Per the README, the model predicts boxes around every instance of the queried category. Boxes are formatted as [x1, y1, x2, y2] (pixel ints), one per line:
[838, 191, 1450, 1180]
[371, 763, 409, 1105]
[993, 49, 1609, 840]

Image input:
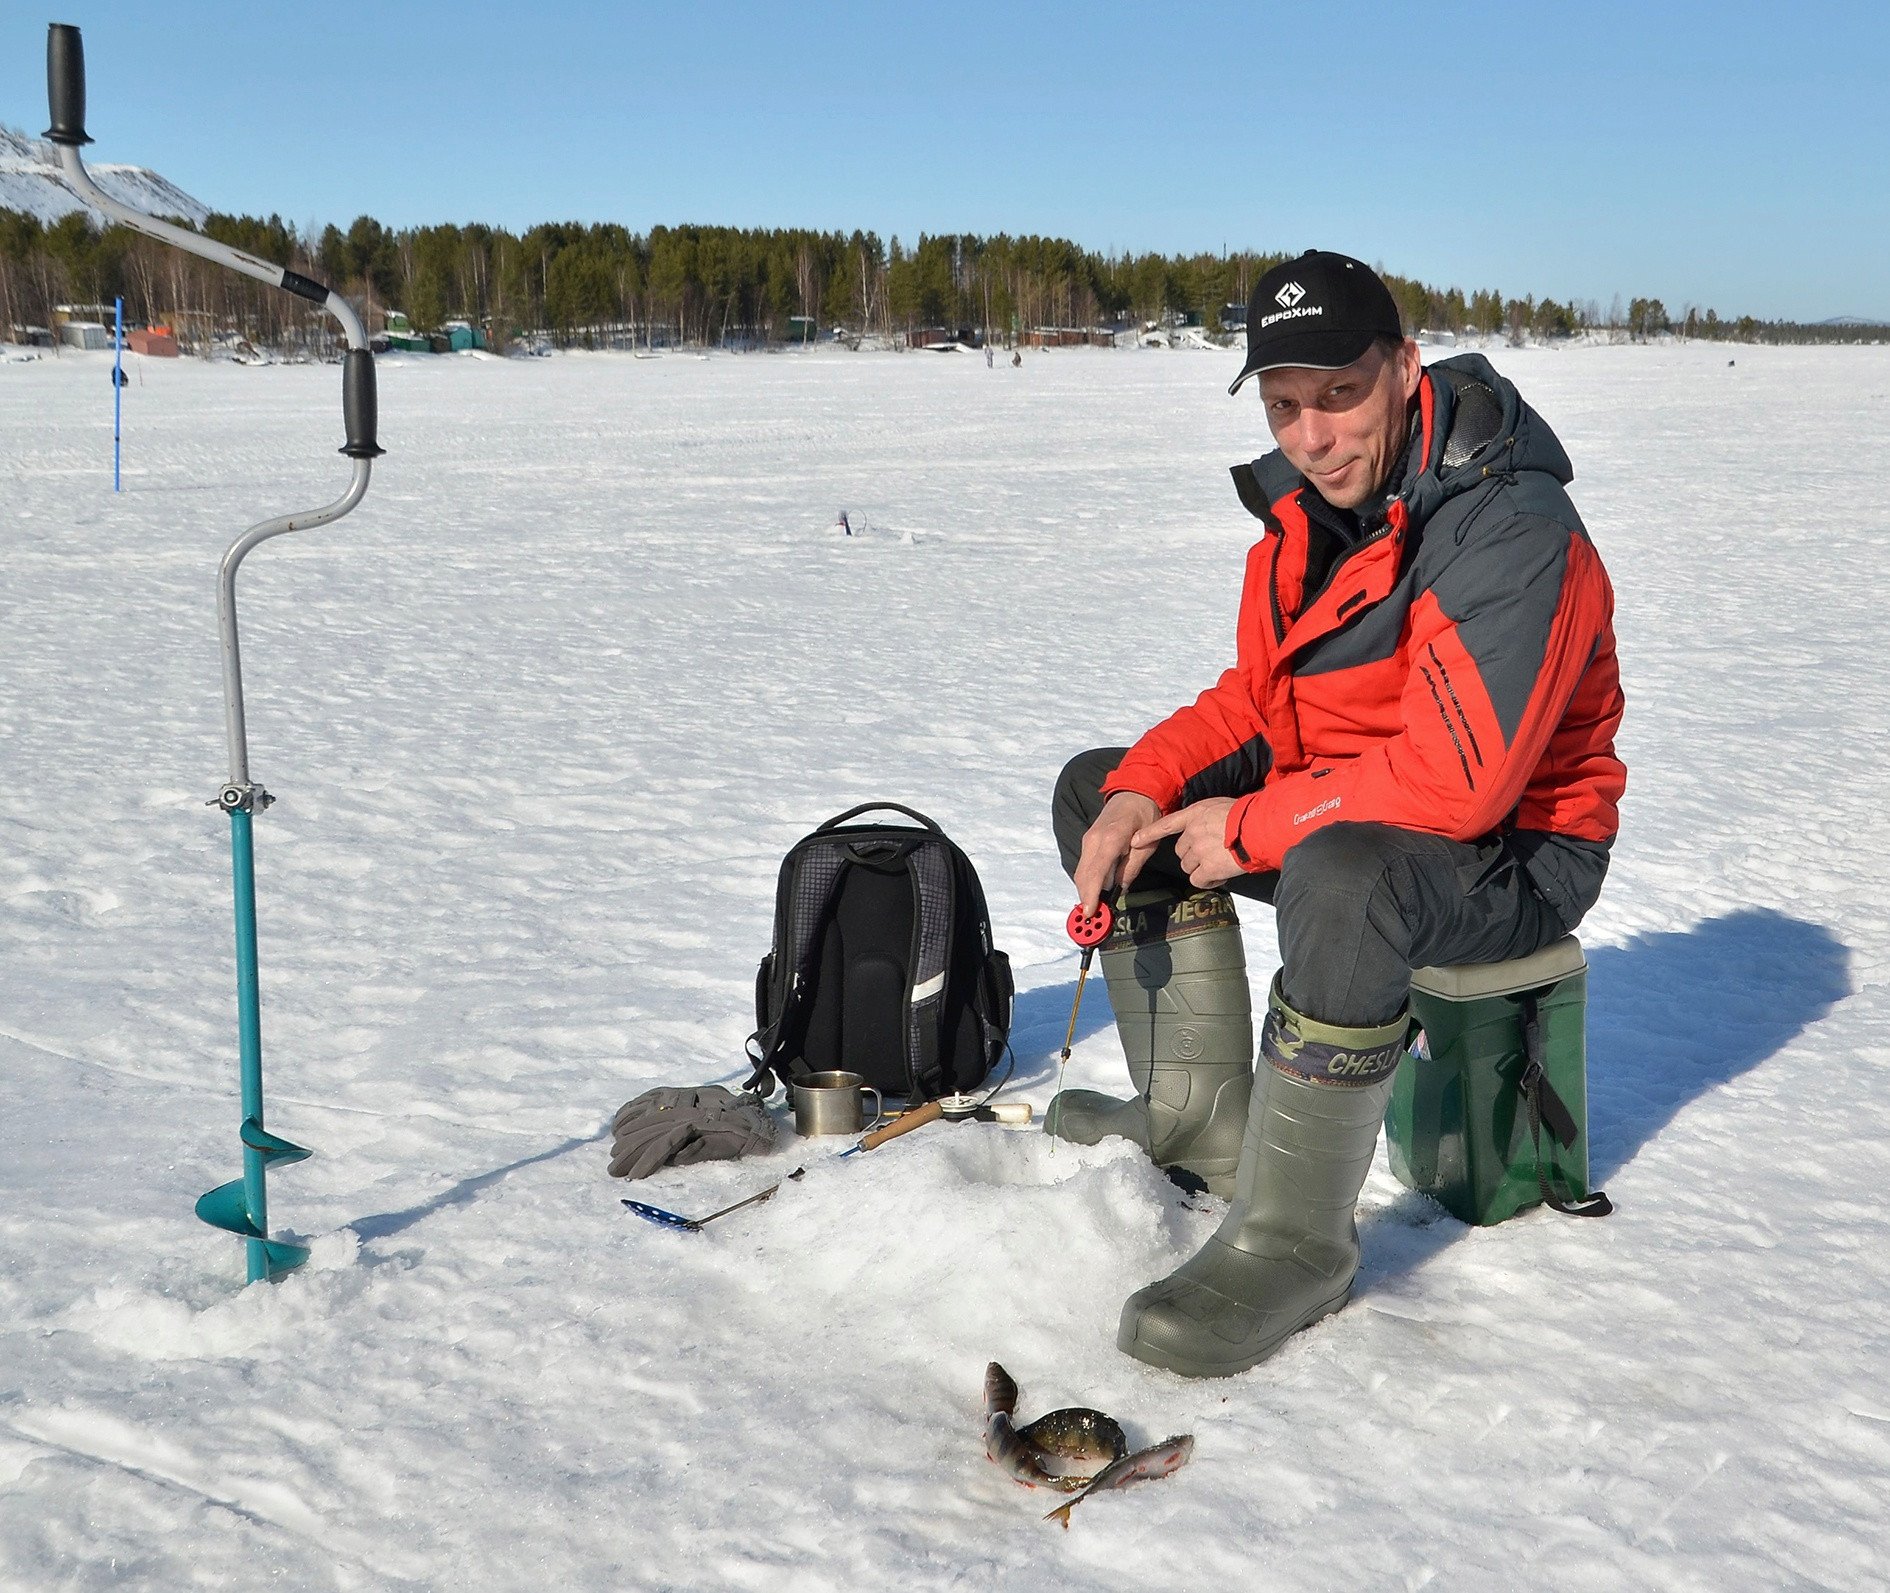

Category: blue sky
[7, 1, 1885, 321]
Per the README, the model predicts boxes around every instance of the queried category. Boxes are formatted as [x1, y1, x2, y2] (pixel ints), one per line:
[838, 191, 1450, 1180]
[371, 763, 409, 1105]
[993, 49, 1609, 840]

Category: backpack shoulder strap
[743, 840, 852, 1096]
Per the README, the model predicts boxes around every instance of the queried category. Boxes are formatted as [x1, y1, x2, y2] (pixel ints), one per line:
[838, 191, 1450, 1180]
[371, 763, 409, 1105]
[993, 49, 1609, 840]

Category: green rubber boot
[1117, 975, 1408, 1377]
[1045, 889, 1253, 1197]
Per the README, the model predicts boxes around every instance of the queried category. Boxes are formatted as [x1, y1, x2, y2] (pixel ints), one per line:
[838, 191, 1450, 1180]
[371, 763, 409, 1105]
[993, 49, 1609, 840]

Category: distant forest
[2, 206, 1883, 353]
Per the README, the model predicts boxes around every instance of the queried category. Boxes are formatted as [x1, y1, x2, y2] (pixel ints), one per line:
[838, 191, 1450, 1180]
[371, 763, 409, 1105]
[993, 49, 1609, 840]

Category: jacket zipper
[1284, 511, 1400, 646]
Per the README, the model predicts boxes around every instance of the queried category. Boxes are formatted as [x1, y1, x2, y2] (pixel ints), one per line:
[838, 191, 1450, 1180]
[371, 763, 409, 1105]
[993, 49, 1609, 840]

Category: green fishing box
[1385, 935, 1593, 1226]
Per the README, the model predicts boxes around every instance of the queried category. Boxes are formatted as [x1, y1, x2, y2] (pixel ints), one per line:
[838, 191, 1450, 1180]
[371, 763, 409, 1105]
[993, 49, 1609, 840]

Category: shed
[1024, 327, 1113, 349]
[60, 320, 112, 351]
[128, 327, 180, 357]
[53, 302, 117, 329]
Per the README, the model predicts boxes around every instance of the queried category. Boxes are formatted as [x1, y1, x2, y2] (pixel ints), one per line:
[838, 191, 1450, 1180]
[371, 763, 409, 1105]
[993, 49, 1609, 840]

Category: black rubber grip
[281, 270, 331, 305]
[339, 348, 385, 459]
[45, 24, 92, 147]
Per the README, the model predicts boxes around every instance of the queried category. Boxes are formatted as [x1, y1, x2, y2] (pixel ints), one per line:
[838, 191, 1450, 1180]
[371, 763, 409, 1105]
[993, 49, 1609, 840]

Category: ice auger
[44, 24, 384, 1282]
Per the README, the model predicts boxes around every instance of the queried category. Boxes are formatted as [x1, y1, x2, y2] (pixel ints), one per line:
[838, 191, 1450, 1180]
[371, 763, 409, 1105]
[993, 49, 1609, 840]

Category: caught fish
[1044, 1433, 1196, 1529]
[1017, 1407, 1127, 1488]
[982, 1364, 1133, 1493]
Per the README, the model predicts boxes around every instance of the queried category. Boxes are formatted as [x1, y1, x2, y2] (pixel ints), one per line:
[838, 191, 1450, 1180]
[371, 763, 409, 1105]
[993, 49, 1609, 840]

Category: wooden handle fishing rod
[859, 1099, 944, 1151]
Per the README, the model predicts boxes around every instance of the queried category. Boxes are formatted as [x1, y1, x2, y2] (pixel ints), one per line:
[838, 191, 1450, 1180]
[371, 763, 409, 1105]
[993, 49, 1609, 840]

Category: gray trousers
[1053, 748, 1573, 1027]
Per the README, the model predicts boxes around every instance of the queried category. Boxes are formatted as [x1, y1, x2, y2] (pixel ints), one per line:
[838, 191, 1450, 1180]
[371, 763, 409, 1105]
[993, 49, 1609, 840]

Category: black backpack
[744, 803, 1013, 1103]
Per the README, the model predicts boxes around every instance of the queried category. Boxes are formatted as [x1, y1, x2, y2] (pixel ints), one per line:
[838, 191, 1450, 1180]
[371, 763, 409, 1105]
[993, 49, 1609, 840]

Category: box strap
[1519, 994, 1613, 1219]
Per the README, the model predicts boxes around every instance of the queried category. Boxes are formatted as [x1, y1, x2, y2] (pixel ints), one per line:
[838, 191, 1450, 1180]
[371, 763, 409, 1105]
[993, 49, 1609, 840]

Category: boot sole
[1117, 1286, 1353, 1379]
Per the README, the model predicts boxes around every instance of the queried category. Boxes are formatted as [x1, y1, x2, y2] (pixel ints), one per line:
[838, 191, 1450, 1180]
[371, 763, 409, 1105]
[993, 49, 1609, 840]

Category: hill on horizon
[0, 124, 209, 229]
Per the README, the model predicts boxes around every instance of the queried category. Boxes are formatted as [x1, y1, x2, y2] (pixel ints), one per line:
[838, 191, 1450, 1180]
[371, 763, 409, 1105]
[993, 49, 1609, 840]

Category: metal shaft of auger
[230, 806, 270, 1283]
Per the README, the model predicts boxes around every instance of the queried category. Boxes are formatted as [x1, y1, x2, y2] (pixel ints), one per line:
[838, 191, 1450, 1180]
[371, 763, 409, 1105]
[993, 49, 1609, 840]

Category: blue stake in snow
[45, 22, 384, 1283]
[112, 294, 122, 490]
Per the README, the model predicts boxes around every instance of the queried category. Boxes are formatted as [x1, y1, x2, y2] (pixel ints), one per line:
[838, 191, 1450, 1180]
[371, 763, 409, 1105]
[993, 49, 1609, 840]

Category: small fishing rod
[1046, 897, 1115, 1145]
[45, 23, 383, 1284]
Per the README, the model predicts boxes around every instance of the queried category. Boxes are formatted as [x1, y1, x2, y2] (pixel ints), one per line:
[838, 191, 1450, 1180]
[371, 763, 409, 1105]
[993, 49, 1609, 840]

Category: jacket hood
[1406, 352, 1573, 520]
[1233, 351, 1573, 524]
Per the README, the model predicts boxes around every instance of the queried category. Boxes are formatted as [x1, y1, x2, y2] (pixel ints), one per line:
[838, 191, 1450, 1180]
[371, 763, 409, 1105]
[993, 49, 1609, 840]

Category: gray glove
[608, 1084, 776, 1179]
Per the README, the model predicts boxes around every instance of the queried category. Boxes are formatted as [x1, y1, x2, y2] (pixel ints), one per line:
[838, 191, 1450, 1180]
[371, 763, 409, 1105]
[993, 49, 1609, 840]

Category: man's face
[1256, 339, 1422, 510]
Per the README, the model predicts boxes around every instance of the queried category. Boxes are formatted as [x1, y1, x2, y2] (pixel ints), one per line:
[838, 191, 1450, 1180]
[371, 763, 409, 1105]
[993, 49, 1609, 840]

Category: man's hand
[1074, 791, 1162, 911]
[1133, 798, 1242, 889]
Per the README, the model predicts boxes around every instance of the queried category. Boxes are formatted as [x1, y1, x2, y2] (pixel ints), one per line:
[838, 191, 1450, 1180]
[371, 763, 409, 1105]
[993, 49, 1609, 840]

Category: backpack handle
[815, 801, 942, 834]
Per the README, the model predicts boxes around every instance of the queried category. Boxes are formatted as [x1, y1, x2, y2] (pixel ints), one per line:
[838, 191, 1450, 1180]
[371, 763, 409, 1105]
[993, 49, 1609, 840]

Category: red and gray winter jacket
[1103, 354, 1626, 928]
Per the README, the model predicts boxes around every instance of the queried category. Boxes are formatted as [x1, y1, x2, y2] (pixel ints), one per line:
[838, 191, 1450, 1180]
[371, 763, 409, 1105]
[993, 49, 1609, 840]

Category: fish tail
[984, 1362, 1018, 1418]
[1044, 1500, 1076, 1529]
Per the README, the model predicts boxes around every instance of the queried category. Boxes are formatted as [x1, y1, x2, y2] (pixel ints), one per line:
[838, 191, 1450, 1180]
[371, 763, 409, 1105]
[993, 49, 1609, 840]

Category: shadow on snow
[1007, 971, 1117, 1088]
[1582, 905, 1850, 1181]
[348, 1132, 601, 1245]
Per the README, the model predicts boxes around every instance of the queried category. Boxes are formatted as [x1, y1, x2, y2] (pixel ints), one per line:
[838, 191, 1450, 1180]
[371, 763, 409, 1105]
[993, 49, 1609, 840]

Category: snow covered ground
[2, 340, 1887, 1590]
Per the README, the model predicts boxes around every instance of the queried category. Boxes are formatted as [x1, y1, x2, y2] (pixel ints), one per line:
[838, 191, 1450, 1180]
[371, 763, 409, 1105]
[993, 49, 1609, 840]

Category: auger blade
[260, 1239, 311, 1277]
[195, 1178, 262, 1239]
[198, 1119, 314, 1280]
[240, 1117, 311, 1166]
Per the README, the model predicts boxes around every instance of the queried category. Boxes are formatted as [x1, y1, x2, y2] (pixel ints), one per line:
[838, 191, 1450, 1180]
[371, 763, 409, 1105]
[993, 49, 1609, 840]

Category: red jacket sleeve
[1225, 519, 1614, 872]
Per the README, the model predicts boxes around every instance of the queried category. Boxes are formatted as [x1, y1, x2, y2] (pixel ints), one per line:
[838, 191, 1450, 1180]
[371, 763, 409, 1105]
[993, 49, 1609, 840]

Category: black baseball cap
[1228, 250, 1404, 395]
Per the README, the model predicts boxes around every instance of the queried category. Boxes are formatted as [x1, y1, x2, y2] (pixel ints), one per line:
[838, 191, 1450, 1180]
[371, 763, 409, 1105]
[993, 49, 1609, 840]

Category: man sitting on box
[1049, 250, 1626, 1378]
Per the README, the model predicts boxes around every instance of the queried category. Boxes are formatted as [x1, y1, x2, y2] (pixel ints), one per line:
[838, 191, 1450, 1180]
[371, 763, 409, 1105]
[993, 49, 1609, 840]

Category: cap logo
[1274, 281, 1306, 309]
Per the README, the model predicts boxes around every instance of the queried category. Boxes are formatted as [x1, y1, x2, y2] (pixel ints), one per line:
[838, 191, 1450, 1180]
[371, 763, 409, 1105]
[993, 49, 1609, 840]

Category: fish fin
[1045, 1500, 1075, 1529]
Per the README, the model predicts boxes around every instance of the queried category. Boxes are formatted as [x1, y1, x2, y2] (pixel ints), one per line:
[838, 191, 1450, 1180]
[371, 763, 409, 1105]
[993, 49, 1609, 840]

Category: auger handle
[44, 25, 371, 357]
[341, 348, 384, 459]
[44, 21, 384, 787]
[44, 23, 89, 146]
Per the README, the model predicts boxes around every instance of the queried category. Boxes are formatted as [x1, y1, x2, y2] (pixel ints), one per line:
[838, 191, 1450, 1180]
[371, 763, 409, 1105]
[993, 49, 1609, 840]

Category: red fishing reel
[1066, 900, 1114, 948]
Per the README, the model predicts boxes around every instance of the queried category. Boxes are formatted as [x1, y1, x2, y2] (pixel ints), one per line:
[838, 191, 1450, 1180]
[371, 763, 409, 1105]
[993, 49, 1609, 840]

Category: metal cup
[790, 1071, 884, 1138]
